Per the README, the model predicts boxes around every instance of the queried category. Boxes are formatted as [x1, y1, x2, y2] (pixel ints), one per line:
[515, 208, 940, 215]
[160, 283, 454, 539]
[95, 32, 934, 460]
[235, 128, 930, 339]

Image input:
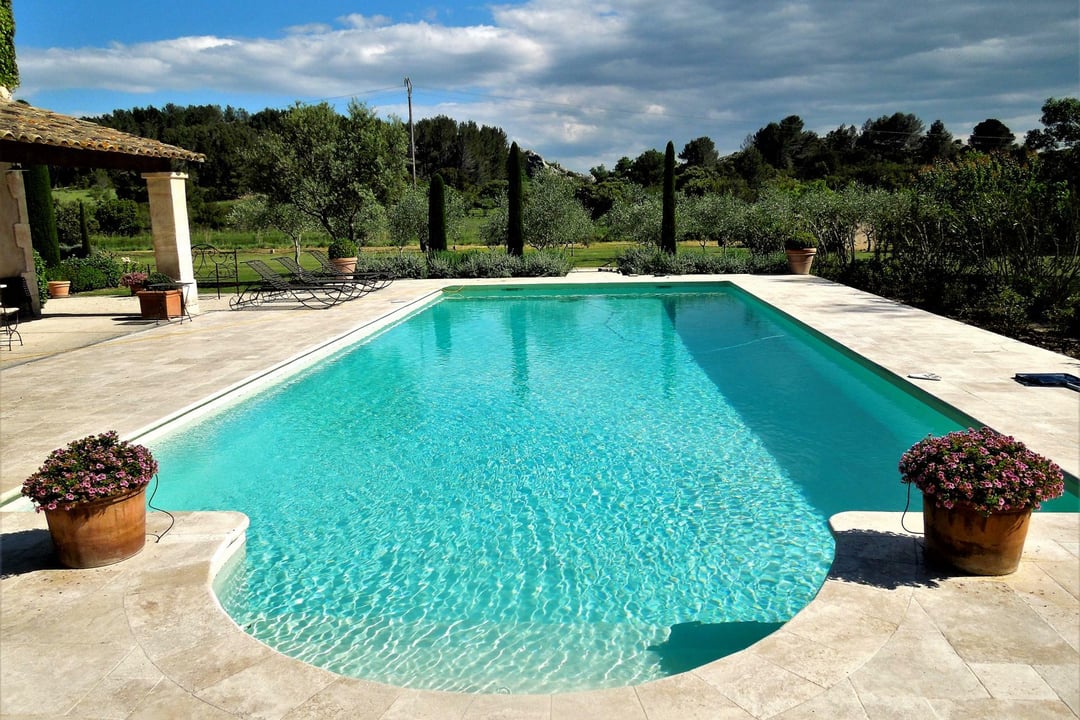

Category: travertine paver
[1, 274, 1078, 718]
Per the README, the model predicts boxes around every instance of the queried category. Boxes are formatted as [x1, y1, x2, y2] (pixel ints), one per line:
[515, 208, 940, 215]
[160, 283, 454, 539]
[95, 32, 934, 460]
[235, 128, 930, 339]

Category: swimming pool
[150, 282, 973, 692]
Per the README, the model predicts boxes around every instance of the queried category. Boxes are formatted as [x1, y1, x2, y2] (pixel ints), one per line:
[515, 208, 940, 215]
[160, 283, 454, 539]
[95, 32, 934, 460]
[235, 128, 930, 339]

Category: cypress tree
[507, 142, 524, 257]
[24, 165, 60, 267]
[428, 174, 447, 252]
[661, 140, 677, 255]
[78, 200, 92, 257]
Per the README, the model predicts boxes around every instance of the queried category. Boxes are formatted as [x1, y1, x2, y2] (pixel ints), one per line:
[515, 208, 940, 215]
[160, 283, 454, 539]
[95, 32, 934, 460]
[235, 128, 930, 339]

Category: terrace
[1, 273, 1077, 718]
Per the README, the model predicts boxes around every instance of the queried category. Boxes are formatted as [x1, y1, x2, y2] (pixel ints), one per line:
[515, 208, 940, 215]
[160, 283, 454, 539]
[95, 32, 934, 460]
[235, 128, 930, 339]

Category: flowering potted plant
[899, 427, 1064, 575]
[120, 271, 149, 295]
[21, 431, 158, 568]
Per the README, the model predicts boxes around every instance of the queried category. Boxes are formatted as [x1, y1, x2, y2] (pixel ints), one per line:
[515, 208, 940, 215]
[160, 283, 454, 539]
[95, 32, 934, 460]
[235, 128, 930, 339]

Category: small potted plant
[783, 231, 818, 275]
[46, 268, 72, 298]
[899, 427, 1065, 575]
[135, 272, 182, 319]
[120, 271, 149, 295]
[21, 431, 158, 568]
[327, 239, 359, 274]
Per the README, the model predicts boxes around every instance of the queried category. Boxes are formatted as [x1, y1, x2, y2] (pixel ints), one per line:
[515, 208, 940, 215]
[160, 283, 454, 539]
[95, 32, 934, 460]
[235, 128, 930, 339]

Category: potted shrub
[21, 431, 158, 568]
[899, 427, 1065, 575]
[46, 268, 72, 298]
[784, 232, 818, 275]
[327, 239, 359, 274]
[120, 271, 149, 295]
[135, 272, 182, 319]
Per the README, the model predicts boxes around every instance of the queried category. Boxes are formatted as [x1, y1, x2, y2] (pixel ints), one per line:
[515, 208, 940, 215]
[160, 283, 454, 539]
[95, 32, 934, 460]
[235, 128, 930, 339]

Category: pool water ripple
[153, 285, 963, 692]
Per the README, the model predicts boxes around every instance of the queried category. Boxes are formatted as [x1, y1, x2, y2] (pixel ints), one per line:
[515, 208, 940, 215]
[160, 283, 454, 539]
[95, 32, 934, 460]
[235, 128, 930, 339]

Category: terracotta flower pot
[43, 487, 147, 568]
[330, 257, 358, 274]
[136, 289, 182, 319]
[47, 280, 71, 298]
[921, 497, 1032, 575]
[785, 248, 817, 275]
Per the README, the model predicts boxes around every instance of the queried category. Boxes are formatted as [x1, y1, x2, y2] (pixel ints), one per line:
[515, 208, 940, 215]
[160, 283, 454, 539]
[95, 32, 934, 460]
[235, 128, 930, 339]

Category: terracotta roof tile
[0, 101, 205, 162]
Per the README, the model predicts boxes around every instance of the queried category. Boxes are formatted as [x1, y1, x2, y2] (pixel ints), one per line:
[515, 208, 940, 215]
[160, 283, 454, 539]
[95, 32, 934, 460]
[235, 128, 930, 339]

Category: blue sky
[12, 0, 1080, 172]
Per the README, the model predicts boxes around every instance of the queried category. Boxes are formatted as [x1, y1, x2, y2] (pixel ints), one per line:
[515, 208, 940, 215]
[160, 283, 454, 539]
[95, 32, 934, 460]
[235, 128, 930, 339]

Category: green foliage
[522, 169, 594, 250]
[517, 250, 573, 277]
[94, 198, 141, 236]
[79, 202, 91, 256]
[146, 271, 174, 285]
[615, 245, 749, 275]
[52, 253, 123, 292]
[661, 141, 677, 255]
[507, 142, 524, 256]
[350, 249, 569, 279]
[428, 175, 448, 252]
[25, 166, 61, 267]
[0, 0, 17, 91]
[327, 239, 358, 259]
[32, 249, 47, 308]
[243, 100, 407, 246]
[603, 190, 661, 246]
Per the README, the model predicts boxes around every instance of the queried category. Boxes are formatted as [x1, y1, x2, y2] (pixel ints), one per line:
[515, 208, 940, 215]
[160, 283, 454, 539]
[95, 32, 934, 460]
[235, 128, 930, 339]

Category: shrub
[51, 253, 122, 292]
[355, 252, 425, 279]
[456, 251, 515, 278]
[33, 249, 48, 308]
[746, 252, 790, 275]
[518, 250, 572, 277]
[95, 198, 141, 236]
[327, 239, 358, 259]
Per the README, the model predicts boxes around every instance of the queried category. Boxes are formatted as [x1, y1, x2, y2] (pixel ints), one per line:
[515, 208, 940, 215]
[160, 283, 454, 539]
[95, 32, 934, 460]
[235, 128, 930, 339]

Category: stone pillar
[142, 171, 200, 314]
[0, 165, 40, 316]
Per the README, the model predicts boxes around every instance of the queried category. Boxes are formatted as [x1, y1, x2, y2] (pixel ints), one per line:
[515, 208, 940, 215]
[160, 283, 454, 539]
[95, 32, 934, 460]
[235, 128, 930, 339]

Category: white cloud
[17, 0, 1079, 172]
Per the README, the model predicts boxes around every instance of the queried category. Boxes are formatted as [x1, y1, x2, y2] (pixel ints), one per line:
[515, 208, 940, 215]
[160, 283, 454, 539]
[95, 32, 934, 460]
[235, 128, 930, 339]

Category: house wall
[0, 163, 40, 315]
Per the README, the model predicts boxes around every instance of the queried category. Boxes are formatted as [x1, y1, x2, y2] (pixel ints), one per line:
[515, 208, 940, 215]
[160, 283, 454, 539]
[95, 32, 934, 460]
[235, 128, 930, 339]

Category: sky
[11, 0, 1080, 173]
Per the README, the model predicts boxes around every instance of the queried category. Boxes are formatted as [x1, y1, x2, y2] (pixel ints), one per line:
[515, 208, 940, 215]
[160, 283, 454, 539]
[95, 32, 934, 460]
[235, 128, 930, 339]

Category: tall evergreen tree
[507, 142, 524, 257]
[24, 165, 60, 267]
[78, 201, 91, 257]
[661, 141, 677, 255]
[428, 174, 447, 252]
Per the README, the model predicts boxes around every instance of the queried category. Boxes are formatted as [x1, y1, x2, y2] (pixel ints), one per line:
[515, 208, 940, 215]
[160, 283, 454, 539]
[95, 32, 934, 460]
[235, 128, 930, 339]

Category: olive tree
[522, 169, 593, 250]
[244, 100, 407, 247]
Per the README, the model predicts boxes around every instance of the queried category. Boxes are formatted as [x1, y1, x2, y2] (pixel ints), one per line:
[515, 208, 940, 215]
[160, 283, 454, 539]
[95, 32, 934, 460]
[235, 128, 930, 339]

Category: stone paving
[1, 273, 1077, 718]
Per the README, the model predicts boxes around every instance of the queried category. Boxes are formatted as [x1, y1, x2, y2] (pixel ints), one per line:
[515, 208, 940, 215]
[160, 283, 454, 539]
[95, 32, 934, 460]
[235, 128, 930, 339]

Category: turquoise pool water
[151, 283, 979, 692]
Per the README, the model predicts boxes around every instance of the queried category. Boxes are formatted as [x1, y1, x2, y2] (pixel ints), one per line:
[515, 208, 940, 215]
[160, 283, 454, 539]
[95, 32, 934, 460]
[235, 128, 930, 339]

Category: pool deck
[1, 273, 1078, 718]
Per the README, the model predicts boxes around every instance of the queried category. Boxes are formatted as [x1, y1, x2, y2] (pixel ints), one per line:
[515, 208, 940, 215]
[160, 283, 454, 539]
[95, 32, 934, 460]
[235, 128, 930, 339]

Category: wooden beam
[0, 140, 176, 172]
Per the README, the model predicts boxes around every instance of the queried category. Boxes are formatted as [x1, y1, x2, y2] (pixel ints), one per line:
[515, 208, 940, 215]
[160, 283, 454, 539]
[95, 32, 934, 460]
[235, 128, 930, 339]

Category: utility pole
[404, 76, 416, 187]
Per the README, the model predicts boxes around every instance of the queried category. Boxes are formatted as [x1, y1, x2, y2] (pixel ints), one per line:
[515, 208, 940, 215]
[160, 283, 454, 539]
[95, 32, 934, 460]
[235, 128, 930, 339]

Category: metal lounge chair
[270, 256, 372, 301]
[308, 250, 393, 291]
[230, 259, 352, 310]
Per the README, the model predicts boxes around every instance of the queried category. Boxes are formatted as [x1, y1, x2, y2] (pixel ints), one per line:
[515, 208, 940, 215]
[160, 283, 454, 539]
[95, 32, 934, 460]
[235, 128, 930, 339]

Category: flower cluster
[899, 427, 1064, 515]
[120, 271, 149, 288]
[21, 432, 158, 512]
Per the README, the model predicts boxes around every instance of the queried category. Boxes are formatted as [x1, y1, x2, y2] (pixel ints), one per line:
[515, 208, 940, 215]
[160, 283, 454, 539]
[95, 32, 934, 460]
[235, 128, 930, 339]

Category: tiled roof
[0, 100, 205, 162]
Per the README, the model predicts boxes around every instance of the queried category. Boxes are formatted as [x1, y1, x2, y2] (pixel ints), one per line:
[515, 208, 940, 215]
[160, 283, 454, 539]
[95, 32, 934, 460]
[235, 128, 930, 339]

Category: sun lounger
[307, 250, 393, 291]
[1013, 373, 1080, 391]
[230, 260, 353, 310]
[270, 256, 372, 301]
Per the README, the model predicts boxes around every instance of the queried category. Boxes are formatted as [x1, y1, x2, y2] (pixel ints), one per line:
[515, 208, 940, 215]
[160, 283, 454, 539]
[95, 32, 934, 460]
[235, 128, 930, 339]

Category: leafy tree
[629, 148, 665, 188]
[78, 201, 91, 257]
[969, 119, 1015, 153]
[919, 120, 959, 163]
[507, 142, 524, 256]
[95, 198, 141, 236]
[243, 101, 407, 247]
[602, 189, 662, 246]
[428, 175, 448, 252]
[679, 137, 719, 170]
[661, 141, 677, 254]
[0, 0, 16, 91]
[1025, 97, 1080, 151]
[522, 169, 594, 250]
[858, 113, 925, 163]
[228, 195, 317, 262]
[390, 184, 468, 251]
[24, 166, 59, 266]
